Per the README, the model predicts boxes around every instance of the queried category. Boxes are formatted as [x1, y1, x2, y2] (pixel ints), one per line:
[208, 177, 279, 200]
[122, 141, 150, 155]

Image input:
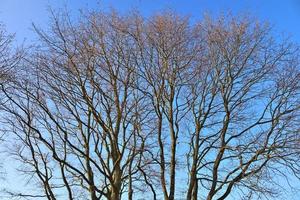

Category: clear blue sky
[0, 0, 300, 43]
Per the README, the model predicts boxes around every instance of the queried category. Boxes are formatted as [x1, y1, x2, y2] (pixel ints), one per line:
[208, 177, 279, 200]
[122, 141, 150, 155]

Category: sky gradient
[0, 0, 300, 44]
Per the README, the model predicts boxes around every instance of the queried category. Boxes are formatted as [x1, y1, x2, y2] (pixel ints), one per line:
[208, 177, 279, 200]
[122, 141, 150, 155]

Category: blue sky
[0, 0, 300, 43]
[0, 0, 299, 199]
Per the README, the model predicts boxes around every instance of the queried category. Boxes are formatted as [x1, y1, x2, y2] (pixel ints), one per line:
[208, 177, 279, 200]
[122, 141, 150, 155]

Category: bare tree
[1, 11, 152, 200]
[128, 13, 203, 199]
[0, 10, 299, 200]
[185, 15, 300, 200]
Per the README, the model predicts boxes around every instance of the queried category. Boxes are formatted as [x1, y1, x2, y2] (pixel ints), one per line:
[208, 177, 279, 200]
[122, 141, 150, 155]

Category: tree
[0, 10, 299, 200]
[185, 16, 300, 200]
